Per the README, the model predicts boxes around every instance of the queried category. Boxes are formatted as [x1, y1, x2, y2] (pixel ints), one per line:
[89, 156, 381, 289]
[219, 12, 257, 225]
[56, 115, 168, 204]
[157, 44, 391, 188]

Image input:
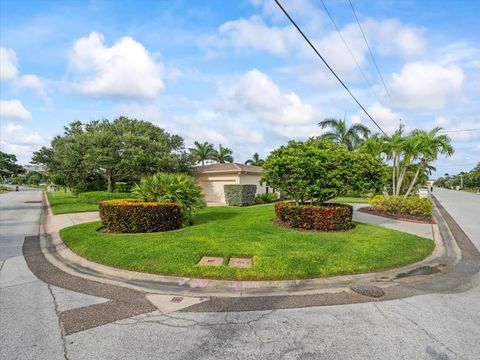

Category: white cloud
[219, 69, 319, 132]
[428, 116, 480, 141]
[68, 32, 164, 98]
[389, 62, 465, 111]
[0, 47, 19, 81]
[115, 103, 162, 122]
[217, 16, 293, 54]
[352, 102, 403, 134]
[0, 100, 32, 121]
[0, 123, 47, 163]
[15, 74, 51, 103]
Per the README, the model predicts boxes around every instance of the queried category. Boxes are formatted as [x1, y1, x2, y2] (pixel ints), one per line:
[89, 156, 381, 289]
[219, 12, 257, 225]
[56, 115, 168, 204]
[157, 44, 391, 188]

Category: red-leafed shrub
[275, 201, 354, 231]
[99, 199, 182, 233]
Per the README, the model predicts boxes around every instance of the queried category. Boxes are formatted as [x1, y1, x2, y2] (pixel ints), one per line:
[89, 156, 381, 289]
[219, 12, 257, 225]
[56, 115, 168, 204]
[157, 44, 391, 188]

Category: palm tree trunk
[396, 165, 407, 196]
[392, 151, 396, 196]
[404, 162, 423, 198]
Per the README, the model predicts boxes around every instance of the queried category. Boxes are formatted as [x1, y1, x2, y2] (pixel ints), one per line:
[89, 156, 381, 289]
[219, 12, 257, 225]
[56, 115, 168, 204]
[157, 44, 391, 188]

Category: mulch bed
[358, 207, 435, 224]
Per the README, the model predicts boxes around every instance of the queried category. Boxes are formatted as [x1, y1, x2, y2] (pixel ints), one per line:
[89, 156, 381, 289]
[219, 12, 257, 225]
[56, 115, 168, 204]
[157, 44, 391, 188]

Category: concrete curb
[40, 193, 459, 299]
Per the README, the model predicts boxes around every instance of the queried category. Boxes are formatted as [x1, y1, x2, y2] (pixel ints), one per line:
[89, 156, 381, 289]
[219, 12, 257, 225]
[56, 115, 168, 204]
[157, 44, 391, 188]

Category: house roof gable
[195, 163, 263, 175]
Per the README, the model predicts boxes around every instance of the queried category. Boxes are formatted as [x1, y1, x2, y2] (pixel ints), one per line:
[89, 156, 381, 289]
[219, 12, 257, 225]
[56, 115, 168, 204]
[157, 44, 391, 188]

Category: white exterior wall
[196, 173, 239, 203]
[238, 174, 267, 195]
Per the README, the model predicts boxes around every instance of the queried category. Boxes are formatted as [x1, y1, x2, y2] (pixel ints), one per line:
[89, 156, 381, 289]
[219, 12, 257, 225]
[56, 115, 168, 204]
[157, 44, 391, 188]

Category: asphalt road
[1, 188, 479, 359]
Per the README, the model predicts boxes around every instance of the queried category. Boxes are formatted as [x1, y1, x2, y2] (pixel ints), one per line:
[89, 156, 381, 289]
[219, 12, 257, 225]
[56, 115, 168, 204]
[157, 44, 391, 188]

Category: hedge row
[78, 191, 132, 204]
[275, 201, 353, 231]
[368, 195, 432, 217]
[99, 199, 182, 233]
[255, 193, 279, 204]
[224, 184, 257, 206]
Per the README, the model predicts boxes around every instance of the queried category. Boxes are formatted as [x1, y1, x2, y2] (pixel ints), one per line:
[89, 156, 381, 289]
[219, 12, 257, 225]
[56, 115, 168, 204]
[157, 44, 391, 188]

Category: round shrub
[368, 195, 432, 218]
[275, 201, 353, 231]
[99, 199, 182, 233]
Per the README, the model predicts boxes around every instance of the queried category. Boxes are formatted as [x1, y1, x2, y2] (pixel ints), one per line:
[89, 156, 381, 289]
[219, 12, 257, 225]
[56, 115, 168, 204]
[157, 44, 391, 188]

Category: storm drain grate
[395, 265, 441, 279]
[350, 284, 385, 298]
[24, 201, 42, 204]
[170, 297, 184, 303]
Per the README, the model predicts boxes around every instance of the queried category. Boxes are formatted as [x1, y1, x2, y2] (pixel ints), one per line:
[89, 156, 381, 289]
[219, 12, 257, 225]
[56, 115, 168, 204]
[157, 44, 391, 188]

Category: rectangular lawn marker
[198, 256, 224, 266]
[228, 257, 253, 269]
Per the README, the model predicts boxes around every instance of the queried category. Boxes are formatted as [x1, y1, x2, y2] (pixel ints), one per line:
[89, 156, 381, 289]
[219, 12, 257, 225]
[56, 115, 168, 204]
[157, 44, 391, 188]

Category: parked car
[418, 188, 429, 198]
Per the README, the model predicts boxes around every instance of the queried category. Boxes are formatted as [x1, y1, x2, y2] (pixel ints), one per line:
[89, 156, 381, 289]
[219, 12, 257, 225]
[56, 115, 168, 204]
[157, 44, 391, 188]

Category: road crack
[47, 284, 69, 360]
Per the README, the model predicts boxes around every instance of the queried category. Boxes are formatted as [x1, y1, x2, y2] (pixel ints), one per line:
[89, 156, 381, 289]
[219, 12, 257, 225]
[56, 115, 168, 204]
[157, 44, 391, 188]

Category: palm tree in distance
[189, 141, 215, 166]
[245, 152, 265, 166]
[213, 144, 234, 164]
[318, 117, 371, 151]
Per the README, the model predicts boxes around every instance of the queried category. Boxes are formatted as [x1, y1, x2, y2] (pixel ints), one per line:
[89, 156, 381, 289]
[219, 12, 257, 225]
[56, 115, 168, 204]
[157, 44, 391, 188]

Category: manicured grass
[60, 204, 434, 280]
[47, 191, 99, 215]
[332, 196, 369, 203]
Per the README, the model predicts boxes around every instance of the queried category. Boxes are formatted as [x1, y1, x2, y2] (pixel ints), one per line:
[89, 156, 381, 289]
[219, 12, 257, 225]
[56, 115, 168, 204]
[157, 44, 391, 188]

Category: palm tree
[189, 141, 215, 166]
[403, 127, 453, 197]
[245, 152, 265, 166]
[212, 144, 234, 164]
[318, 117, 371, 151]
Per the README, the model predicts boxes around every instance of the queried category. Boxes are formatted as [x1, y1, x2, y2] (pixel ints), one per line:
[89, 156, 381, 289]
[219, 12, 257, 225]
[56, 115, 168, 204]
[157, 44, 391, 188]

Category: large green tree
[0, 151, 25, 181]
[32, 117, 191, 192]
[262, 138, 386, 204]
[318, 118, 371, 151]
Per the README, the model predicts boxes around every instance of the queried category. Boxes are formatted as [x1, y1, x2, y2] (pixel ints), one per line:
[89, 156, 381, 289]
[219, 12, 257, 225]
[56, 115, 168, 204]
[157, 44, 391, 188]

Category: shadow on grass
[192, 208, 239, 225]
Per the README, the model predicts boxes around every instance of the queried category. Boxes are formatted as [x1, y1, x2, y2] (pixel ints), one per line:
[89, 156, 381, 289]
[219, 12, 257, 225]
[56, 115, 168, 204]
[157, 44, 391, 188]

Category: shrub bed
[99, 199, 182, 233]
[255, 193, 278, 204]
[368, 195, 432, 218]
[224, 184, 257, 206]
[78, 191, 132, 204]
[275, 201, 353, 231]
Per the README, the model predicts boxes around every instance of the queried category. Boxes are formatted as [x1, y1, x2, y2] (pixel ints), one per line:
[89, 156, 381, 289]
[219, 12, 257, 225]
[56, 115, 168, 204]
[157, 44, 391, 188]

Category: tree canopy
[32, 117, 193, 192]
[0, 151, 25, 181]
[262, 138, 387, 204]
[318, 118, 370, 151]
[245, 152, 265, 166]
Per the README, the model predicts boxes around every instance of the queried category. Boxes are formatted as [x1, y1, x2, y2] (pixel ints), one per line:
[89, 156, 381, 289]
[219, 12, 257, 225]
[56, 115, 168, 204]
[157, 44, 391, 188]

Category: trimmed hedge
[275, 201, 353, 231]
[99, 199, 182, 233]
[368, 195, 432, 217]
[78, 191, 132, 204]
[224, 184, 257, 206]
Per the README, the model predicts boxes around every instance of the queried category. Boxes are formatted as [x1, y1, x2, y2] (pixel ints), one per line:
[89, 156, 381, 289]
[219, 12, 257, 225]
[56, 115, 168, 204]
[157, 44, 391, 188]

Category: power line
[320, 0, 382, 103]
[273, 0, 387, 136]
[439, 128, 480, 133]
[348, 0, 391, 100]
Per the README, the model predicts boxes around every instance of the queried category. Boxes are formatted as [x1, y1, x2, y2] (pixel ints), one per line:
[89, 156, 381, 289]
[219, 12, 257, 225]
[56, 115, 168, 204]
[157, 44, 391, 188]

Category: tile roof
[195, 163, 263, 174]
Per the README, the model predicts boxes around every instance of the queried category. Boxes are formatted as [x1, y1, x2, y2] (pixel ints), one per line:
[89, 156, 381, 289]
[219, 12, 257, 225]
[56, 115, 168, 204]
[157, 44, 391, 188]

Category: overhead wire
[273, 0, 388, 136]
[319, 0, 382, 103]
[348, 0, 391, 100]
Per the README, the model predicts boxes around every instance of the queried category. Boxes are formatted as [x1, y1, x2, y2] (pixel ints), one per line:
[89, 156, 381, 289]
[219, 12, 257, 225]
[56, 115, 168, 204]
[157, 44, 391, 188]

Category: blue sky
[1, 0, 479, 177]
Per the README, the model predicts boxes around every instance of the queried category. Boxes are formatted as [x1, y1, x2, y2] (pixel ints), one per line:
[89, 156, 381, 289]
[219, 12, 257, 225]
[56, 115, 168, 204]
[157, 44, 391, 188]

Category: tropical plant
[189, 141, 216, 165]
[403, 127, 453, 197]
[132, 172, 205, 225]
[245, 152, 265, 166]
[262, 138, 386, 205]
[318, 117, 371, 151]
[0, 151, 25, 181]
[212, 144, 234, 163]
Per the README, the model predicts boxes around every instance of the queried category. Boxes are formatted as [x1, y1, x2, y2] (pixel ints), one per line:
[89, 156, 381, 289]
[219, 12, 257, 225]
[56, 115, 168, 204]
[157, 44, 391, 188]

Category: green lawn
[47, 191, 98, 215]
[60, 204, 434, 280]
[332, 196, 370, 203]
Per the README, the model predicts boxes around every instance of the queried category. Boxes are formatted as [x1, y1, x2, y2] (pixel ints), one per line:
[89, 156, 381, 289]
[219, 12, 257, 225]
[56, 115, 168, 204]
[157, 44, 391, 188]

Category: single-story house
[195, 163, 272, 203]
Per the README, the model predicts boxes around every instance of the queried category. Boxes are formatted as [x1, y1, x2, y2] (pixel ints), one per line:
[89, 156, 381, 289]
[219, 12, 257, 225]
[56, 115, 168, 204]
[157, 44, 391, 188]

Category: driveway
[1, 188, 479, 359]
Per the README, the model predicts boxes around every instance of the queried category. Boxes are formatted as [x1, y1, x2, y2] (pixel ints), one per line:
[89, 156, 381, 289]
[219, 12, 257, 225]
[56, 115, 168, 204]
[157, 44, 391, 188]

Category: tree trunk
[396, 165, 407, 196]
[392, 151, 396, 196]
[404, 163, 423, 198]
[107, 171, 115, 192]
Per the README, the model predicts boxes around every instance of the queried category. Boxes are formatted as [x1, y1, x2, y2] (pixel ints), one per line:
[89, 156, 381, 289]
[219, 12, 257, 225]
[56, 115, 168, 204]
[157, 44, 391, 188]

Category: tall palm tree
[245, 152, 265, 166]
[318, 117, 371, 151]
[403, 127, 453, 197]
[213, 144, 234, 164]
[189, 141, 215, 166]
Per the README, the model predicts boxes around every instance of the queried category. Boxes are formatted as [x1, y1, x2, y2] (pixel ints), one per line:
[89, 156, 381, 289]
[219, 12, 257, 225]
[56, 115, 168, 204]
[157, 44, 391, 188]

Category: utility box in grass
[224, 184, 257, 206]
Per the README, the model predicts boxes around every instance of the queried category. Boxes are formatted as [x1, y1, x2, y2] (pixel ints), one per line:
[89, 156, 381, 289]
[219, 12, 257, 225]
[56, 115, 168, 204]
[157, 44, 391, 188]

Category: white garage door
[200, 180, 236, 203]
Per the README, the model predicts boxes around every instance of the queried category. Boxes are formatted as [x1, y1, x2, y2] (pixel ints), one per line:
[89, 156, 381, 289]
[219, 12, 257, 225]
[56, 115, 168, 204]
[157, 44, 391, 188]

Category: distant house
[195, 163, 271, 203]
